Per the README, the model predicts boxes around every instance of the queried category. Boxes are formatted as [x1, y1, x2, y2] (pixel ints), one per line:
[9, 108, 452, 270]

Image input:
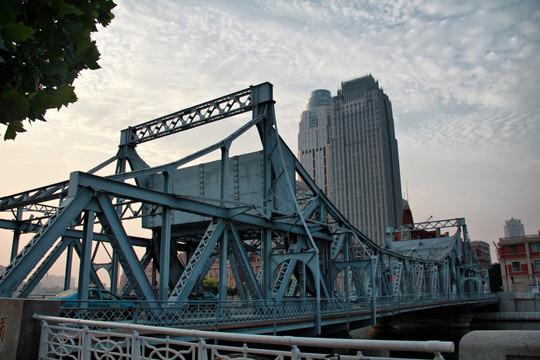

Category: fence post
[198, 338, 208, 360]
[291, 345, 300, 360]
[131, 330, 141, 360]
[38, 320, 49, 359]
[81, 325, 91, 360]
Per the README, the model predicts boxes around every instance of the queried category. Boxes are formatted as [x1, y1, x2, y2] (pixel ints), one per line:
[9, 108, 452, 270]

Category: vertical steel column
[159, 172, 171, 300]
[219, 231, 228, 300]
[110, 253, 119, 292]
[64, 241, 73, 290]
[260, 116, 272, 300]
[454, 226, 462, 293]
[10, 208, 22, 261]
[251, 83, 275, 301]
[220, 146, 229, 200]
[78, 211, 94, 304]
[371, 256, 377, 325]
[219, 147, 230, 301]
[344, 237, 350, 297]
[111, 150, 129, 293]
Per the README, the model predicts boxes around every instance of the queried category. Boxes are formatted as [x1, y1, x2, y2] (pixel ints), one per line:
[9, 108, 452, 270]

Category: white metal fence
[34, 314, 454, 360]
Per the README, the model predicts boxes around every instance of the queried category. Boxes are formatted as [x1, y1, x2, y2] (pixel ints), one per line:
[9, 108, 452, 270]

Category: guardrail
[34, 314, 455, 360]
[57, 293, 498, 327]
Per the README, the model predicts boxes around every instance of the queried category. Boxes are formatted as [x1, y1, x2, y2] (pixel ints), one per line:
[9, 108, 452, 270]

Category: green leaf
[0, 89, 30, 120]
[67, 5, 84, 16]
[29, 90, 56, 116]
[4, 119, 26, 140]
[71, 30, 92, 54]
[0, 90, 30, 140]
[3, 22, 36, 42]
[84, 46, 101, 70]
[54, 0, 73, 19]
[54, 85, 77, 108]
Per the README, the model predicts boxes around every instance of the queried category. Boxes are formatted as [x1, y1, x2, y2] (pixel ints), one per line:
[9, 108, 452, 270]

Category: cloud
[1, 0, 539, 268]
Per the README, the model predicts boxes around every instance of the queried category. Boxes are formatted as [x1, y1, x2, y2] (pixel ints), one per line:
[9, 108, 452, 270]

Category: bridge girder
[0, 83, 485, 324]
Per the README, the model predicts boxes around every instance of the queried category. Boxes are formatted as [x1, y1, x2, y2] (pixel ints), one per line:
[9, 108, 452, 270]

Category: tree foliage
[488, 263, 502, 292]
[202, 277, 218, 295]
[0, 0, 116, 140]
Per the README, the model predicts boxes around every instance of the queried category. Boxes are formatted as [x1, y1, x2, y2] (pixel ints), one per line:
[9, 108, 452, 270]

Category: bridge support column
[159, 172, 172, 301]
[10, 208, 22, 261]
[110, 253, 119, 292]
[64, 241, 73, 290]
[77, 211, 94, 304]
[219, 230, 228, 301]
[371, 257, 377, 325]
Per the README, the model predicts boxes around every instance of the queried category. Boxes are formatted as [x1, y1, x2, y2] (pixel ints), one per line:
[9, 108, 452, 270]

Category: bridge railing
[34, 314, 455, 360]
[57, 293, 497, 328]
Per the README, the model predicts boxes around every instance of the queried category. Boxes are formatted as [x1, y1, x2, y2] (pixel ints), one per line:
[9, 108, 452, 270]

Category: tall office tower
[504, 217, 525, 238]
[298, 89, 333, 194]
[330, 75, 403, 245]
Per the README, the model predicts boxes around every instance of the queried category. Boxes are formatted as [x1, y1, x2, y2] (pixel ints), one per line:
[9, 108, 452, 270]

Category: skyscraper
[298, 75, 403, 246]
[504, 217, 525, 238]
[298, 89, 333, 194]
[330, 75, 402, 245]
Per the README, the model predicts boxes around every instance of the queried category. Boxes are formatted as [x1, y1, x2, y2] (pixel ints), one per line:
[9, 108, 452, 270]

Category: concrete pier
[0, 298, 60, 360]
[459, 330, 540, 360]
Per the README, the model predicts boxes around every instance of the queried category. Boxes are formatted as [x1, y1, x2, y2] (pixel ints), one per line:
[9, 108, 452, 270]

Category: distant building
[298, 75, 403, 246]
[119, 260, 156, 293]
[329, 75, 403, 245]
[471, 241, 491, 270]
[207, 254, 262, 289]
[504, 217, 525, 238]
[497, 231, 540, 293]
[298, 89, 333, 194]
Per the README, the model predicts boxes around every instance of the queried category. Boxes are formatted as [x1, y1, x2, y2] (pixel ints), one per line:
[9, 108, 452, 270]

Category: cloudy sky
[1, 0, 539, 267]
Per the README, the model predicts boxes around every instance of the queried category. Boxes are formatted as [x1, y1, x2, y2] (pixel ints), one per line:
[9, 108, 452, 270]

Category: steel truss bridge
[0, 83, 493, 334]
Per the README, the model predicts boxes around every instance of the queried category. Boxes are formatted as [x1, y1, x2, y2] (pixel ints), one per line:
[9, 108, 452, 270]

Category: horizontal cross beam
[119, 82, 273, 146]
[0, 181, 68, 211]
[387, 218, 464, 233]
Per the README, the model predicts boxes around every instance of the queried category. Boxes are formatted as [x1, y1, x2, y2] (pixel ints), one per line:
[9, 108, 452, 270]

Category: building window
[510, 245, 518, 254]
[535, 260, 540, 271]
[512, 261, 521, 272]
[532, 242, 540, 252]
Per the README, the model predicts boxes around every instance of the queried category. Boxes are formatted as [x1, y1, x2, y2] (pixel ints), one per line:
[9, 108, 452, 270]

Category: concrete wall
[499, 292, 540, 312]
[459, 330, 540, 360]
[0, 298, 60, 360]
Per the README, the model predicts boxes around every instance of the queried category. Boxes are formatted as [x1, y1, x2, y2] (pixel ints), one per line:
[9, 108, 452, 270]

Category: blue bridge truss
[0, 83, 492, 333]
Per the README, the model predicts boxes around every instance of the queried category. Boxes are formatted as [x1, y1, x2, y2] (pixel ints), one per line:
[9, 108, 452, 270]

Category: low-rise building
[497, 231, 540, 293]
[471, 241, 491, 270]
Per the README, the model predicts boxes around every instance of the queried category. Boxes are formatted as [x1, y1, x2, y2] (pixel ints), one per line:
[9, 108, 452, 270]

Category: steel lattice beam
[119, 85, 262, 145]
[0, 181, 68, 211]
[0, 188, 94, 297]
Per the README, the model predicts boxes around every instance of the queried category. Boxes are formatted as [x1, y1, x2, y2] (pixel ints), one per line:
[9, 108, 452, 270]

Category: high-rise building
[330, 75, 402, 245]
[298, 75, 403, 246]
[504, 217, 525, 238]
[298, 89, 333, 194]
